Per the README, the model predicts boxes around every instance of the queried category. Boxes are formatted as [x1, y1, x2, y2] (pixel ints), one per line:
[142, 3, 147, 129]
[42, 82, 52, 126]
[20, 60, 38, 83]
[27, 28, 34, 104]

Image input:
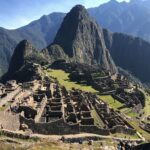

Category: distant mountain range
[1, 0, 150, 84]
[2, 5, 116, 82]
[0, 13, 65, 75]
[89, 0, 150, 41]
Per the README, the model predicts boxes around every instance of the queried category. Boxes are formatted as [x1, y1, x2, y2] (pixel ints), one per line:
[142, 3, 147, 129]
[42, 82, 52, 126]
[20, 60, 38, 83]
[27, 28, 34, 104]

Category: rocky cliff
[2, 40, 46, 82]
[53, 5, 116, 73]
[103, 29, 150, 84]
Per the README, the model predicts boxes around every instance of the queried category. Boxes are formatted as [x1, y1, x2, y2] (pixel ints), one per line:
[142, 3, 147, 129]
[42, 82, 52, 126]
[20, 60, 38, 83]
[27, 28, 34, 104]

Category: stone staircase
[0, 112, 20, 131]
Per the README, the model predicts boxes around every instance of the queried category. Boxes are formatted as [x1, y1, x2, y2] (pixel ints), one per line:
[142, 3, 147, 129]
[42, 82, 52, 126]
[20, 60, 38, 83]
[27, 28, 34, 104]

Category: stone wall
[112, 94, 126, 103]
[80, 125, 110, 135]
[20, 115, 111, 135]
[35, 97, 47, 122]
[0, 129, 30, 139]
[20, 115, 79, 135]
[0, 112, 20, 131]
[110, 125, 136, 135]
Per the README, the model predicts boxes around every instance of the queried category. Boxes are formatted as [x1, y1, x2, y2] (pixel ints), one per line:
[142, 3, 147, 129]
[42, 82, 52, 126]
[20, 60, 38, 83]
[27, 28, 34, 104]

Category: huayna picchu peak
[53, 5, 117, 73]
[2, 5, 117, 80]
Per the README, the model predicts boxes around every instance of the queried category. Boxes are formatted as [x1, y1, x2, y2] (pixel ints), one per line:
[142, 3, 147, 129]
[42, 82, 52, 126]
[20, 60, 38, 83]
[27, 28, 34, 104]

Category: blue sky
[0, 0, 129, 29]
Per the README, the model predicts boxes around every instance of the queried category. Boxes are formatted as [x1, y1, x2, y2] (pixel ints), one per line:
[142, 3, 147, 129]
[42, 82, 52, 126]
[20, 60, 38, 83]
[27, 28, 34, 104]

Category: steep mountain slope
[52, 5, 116, 73]
[88, 0, 150, 42]
[2, 5, 117, 82]
[103, 29, 150, 84]
[1, 0, 150, 84]
[42, 44, 68, 64]
[0, 13, 65, 76]
[2, 40, 46, 82]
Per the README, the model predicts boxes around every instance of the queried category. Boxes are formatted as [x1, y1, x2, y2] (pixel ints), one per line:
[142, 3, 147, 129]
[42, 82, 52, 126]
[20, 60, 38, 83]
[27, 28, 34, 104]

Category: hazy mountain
[103, 29, 150, 84]
[88, 0, 150, 41]
[1, 0, 150, 84]
[2, 5, 117, 82]
[0, 13, 65, 76]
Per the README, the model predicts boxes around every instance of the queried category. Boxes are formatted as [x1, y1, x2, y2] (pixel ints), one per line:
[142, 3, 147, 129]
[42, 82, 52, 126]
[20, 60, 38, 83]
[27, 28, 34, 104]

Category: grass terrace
[46, 69, 98, 93]
[44, 68, 150, 140]
[91, 109, 105, 128]
[99, 95, 123, 110]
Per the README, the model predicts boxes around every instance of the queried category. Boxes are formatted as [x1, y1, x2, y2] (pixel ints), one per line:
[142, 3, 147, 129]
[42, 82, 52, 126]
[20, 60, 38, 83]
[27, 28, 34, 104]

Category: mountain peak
[53, 4, 117, 73]
[7, 40, 36, 74]
[70, 5, 86, 12]
[110, 0, 117, 2]
[19, 39, 32, 47]
[109, 0, 119, 4]
[68, 5, 89, 20]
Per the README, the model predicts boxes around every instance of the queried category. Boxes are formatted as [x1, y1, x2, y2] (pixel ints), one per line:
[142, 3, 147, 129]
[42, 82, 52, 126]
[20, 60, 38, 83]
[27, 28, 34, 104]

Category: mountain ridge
[2, 5, 117, 81]
[1, 0, 150, 84]
[52, 5, 116, 73]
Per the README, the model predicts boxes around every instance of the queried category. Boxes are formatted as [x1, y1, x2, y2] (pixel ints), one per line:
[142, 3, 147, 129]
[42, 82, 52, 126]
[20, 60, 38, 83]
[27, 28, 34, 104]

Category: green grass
[137, 88, 150, 116]
[46, 69, 124, 110]
[99, 96, 138, 118]
[47, 69, 98, 93]
[45, 69, 150, 140]
[120, 107, 138, 118]
[144, 93, 150, 116]
[128, 119, 150, 140]
[91, 109, 105, 128]
[99, 95, 123, 110]
[125, 110, 138, 118]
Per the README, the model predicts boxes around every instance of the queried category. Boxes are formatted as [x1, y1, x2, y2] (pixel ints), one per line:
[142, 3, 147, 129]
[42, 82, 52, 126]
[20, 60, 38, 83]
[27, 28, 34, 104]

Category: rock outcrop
[1, 40, 46, 82]
[53, 5, 116, 73]
[42, 44, 68, 64]
[103, 29, 150, 83]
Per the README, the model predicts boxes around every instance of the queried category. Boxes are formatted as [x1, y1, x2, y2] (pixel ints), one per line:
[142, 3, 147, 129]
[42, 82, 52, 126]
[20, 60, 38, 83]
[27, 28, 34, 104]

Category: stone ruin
[5, 80, 19, 91]
[0, 77, 137, 136]
[115, 74, 129, 89]
[0, 83, 6, 98]
[0, 80, 21, 106]
[3, 79, 135, 136]
[113, 88, 145, 108]
[92, 76, 115, 94]
[94, 102, 134, 132]
[140, 116, 150, 133]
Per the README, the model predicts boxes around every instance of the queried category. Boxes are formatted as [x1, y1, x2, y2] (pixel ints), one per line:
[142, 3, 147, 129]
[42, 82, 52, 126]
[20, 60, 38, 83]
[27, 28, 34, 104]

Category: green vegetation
[137, 88, 150, 118]
[45, 69, 150, 140]
[99, 95, 123, 110]
[91, 109, 105, 128]
[128, 119, 150, 140]
[120, 107, 138, 118]
[46, 69, 98, 93]
[144, 93, 150, 116]
[125, 110, 138, 118]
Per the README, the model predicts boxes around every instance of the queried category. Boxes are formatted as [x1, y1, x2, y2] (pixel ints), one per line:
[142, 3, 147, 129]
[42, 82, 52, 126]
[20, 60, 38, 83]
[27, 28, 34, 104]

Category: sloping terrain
[1, 0, 150, 84]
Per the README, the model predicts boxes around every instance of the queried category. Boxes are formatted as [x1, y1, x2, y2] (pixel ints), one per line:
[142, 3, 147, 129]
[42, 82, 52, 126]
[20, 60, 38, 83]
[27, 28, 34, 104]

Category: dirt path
[30, 133, 143, 142]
